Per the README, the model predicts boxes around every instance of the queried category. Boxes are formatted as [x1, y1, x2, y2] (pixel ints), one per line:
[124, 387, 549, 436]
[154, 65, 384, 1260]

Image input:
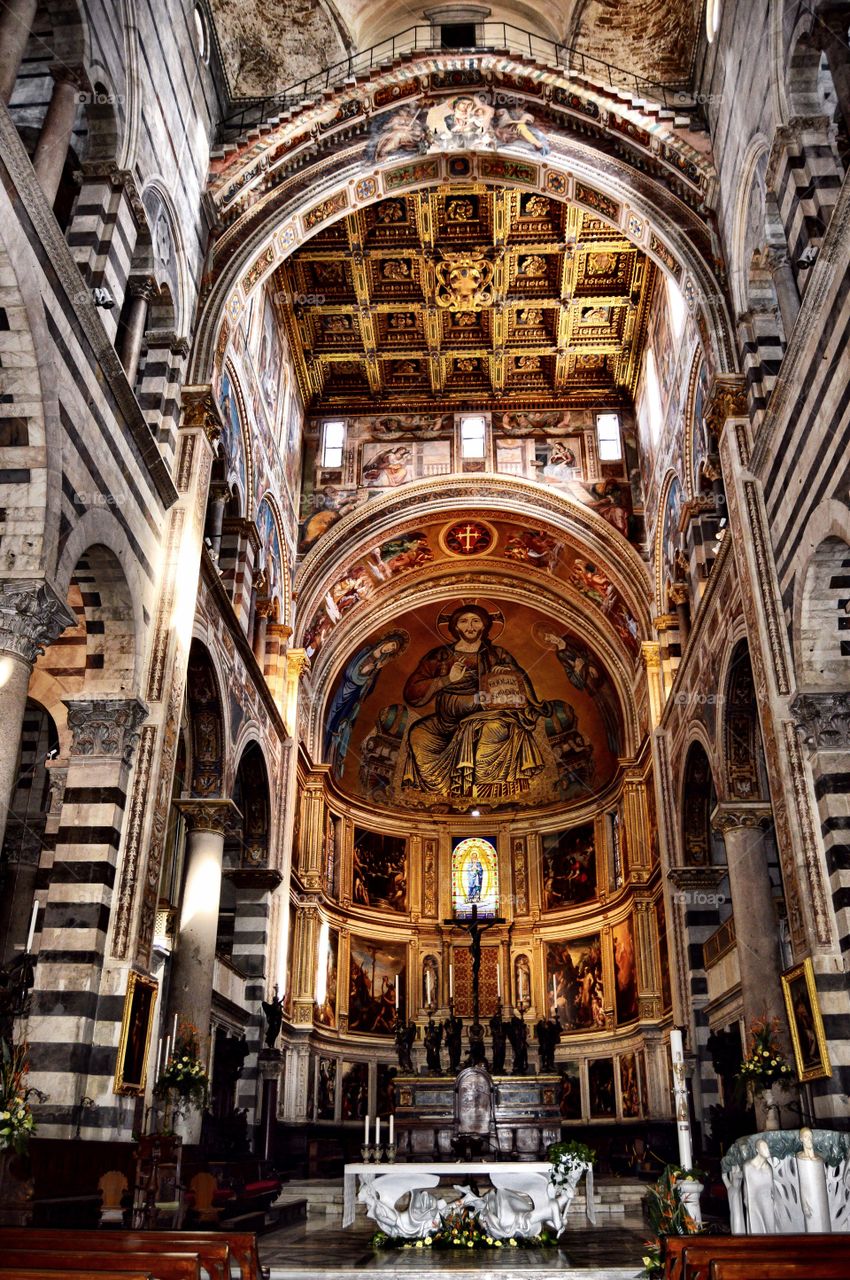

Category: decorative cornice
[704, 374, 748, 437]
[791, 690, 850, 752]
[63, 696, 149, 765]
[0, 109, 177, 510]
[667, 865, 728, 890]
[175, 797, 243, 835]
[223, 867, 284, 891]
[0, 579, 78, 665]
[710, 802, 773, 834]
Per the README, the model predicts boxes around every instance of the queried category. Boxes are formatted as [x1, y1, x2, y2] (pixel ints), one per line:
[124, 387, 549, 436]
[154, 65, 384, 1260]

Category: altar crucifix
[444, 903, 505, 1063]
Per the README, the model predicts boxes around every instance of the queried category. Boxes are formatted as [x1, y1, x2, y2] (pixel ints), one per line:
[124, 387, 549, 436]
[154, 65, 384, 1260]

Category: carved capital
[668, 865, 728, 891]
[792, 691, 850, 751]
[704, 374, 748, 436]
[129, 275, 158, 303]
[287, 648, 311, 681]
[711, 802, 773, 834]
[669, 582, 690, 607]
[180, 384, 225, 450]
[0, 579, 77, 666]
[63, 696, 148, 764]
[641, 640, 662, 670]
[175, 797, 243, 835]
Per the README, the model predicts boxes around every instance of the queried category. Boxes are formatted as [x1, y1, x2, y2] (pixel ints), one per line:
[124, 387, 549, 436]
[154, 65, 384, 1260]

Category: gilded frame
[781, 957, 831, 1083]
[114, 970, 158, 1095]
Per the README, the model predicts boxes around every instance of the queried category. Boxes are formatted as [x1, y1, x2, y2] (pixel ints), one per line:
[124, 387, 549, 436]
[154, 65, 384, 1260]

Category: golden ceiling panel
[279, 187, 656, 411]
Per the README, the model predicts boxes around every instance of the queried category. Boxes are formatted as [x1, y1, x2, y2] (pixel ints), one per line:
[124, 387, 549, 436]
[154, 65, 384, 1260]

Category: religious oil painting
[352, 828, 407, 913]
[588, 1057, 616, 1118]
[559, 1060, 583, 1120]
[619, 1052, 640, 1118]
[547, 934, 605, 1032]
[452, 835, 499, 919]
[316, 928, 338, 1027]
[316, 1056, 337, 1120]
[541, 823, 597, 909]
[377, 1064, 397, 1114]
[613, 917, 639, 1025]
[349, 937, 406, 1035]
[340, 1061, 369, 1121]
[324, 599, 621, 815]
[114, 971, 158, 1095]
[781, 957, 832, 1082]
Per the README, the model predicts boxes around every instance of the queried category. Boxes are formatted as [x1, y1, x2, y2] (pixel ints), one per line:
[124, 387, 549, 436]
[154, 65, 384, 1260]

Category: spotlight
[470, 808, 481, 817]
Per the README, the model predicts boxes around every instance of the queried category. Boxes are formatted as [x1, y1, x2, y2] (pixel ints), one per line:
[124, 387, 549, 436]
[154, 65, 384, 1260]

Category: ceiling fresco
[322, 597, 624, 815]
[277, 188, 655, 411]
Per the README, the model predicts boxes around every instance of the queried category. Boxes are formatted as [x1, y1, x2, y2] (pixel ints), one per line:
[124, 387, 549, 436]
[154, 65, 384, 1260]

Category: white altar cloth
[343, 1161, 595, 1232]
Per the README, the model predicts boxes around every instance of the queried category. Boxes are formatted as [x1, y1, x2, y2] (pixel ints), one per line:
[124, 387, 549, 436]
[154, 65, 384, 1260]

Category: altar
[344, 1159, 595, 1236]
[392, 1071, 562, 1159]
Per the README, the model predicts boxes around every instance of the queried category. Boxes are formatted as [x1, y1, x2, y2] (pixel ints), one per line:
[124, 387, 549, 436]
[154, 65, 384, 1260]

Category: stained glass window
[452, 835, 499, 919]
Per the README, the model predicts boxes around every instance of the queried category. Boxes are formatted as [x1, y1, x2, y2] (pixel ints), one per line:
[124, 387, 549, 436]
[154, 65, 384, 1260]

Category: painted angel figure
[493, 106, 550, 155]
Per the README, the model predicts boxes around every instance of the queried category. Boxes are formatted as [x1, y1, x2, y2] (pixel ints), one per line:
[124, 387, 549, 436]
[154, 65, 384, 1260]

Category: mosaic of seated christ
[323, 600, 623, 813]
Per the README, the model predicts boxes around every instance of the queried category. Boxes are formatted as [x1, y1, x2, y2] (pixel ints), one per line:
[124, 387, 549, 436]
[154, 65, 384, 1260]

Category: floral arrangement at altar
[639, 1164, 706, 1279]
[373, 1202, 557, 1250]
[0, 1039, 36, 1155]
[154, 1018, 209, 1118]
[737, 1017, 794, 1093]
[548, 1138, 595, 1189]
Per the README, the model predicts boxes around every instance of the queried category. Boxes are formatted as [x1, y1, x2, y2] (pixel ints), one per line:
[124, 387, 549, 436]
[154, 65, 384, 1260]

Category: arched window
[452, 836, 499, 918]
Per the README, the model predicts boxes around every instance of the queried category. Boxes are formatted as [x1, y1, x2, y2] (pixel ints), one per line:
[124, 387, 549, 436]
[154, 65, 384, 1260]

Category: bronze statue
[507, 1014, 528, 1075]
[395, 1017, 417, 1071]
[261, 987, 284, 1049]
[444, 1013, 463, 1073]
[490, 1008, 507, 1074]
[535, 1016, 561, 1072]
[424, 1017, 443, 1073]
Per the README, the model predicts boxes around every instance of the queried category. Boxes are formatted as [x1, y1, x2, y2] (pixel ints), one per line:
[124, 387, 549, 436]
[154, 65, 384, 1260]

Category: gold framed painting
[114, 970, 158, 1095]
[781, 957, 831, 1082]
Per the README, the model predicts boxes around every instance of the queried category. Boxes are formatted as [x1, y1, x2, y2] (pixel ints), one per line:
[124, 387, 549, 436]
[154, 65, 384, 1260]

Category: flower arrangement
[640, 1165, 705, 1279]
[154, 1019, 209, 1114]
[0, 1039, 37, 1155]
[371, 1204, 557, 1250]
[548, 1138, 595, 1189]
[737, 1017, 794, 1094]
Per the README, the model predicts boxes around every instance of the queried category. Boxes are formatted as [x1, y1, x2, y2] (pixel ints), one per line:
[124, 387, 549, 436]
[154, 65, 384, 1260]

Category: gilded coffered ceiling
[277, 187, 656, 411]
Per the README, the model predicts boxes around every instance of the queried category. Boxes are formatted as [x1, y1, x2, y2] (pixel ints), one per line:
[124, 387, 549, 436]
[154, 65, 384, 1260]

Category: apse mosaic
[547, 934, 605, 1032]
[323, 600, 623, 814]
[541, 823, 597, 909]
[348, 937, 406, 1036]
[452, 836, 499, 919]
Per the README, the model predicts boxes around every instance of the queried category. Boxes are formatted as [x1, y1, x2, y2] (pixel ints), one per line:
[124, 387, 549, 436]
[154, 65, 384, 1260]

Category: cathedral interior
[0, 0, 849, 1258]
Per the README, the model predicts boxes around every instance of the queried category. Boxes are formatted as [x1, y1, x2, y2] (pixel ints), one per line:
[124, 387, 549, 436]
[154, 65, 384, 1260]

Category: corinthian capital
[175, 797, 242, 835]
[792, 691, 850, 751]
[0, 580, 78, 666]
[711, 802, 773, 834]
[704, 374, 749, 437]
[180, 384, 225, 450]
[63, 697, 148, 765]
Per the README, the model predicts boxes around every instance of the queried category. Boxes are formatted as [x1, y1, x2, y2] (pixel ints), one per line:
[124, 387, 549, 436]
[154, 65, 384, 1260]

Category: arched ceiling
[207, 0, 701, 100]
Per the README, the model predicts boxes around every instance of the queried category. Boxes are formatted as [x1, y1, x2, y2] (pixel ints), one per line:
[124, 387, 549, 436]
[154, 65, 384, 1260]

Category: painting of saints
[362, 445, 412, 488]
[614, 918, 638, 1024]
[324, 631, 408, 774]
[401, 604, 550, 801]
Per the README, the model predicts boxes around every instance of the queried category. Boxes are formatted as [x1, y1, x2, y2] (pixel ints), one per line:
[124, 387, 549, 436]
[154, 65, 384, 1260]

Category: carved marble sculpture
[722, 1129, 850, 1234]
[743, 1139, 777, 1233]
[357, 1172, 446, 1238]
[796, 1127, 831, 1233]
[454, 1164, 585, 1239]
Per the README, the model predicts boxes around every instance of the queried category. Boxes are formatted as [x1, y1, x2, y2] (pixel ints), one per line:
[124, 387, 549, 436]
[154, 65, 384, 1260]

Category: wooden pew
[664, 1235, 849, 1280]
[710, 1261, 850, 1280]
[0, 1231, 231, 1280]
[0, 1273, 153, 1280]
[0, 1250, 201, 1280]
[0, 1226, 261, 1280]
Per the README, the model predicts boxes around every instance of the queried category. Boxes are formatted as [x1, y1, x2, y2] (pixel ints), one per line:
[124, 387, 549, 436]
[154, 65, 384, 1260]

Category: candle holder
[385, 1143, 396, 1164]
[361, 1144, 376, 1162]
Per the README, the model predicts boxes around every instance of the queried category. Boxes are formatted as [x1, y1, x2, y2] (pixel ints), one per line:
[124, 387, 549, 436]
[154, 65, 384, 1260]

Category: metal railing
[218, 23, 693, 142]
[703, 915, 736, 969]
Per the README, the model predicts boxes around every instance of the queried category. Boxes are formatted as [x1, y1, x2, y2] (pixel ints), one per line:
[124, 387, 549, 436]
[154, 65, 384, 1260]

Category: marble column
[32, 67, 85, 207]
[206, 482, 230, 561]
[711, 803, 786, 1028]
[169, 798, 242, 1117]
[252, 599, 274, 669]
[670, 582, 691, 645]
[0, 581, 76, 853]
[766, 247, 801, 339]
[118, 277, 156, 386]
[0, 0, 38, 103]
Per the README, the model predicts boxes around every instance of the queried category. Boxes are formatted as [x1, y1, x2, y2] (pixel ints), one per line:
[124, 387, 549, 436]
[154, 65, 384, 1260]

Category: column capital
[128, 275, 157, 303]
[641, 640, 662, 670]
[48, 61, 90, 93]
[791, 690, 850, 751]
[710, 802, 773, 834]
[255, 598, 276, 621]
[0, 579, 77, 665]
[668, 865, 728, 891]
[175, 797, 243, 835]
[704, 374, 749, 436]
[669, 582, 690, 607]
[63, 696, 148, 764]
[180, 384, 224, 450]
[287, 648, 311, 681]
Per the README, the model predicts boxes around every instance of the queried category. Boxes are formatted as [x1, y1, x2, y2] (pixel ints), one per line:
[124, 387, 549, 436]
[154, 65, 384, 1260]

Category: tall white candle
[670, 1030, 693, 1172]
[449, 963, 454, 999]
[364, 1113, 370, 1144]
[552, 974, 557, 1014]
[172, 1013, 178, 1043]
[395, 975, 400, 1012]
[155, 1037, 162, 1080]
[164, 1035, 171, 1066]
[376, 1116, 381, 1146]
[389, 1115, 394, 1145]
[496, 961, 501, 999]
[25, 899, 39, 953]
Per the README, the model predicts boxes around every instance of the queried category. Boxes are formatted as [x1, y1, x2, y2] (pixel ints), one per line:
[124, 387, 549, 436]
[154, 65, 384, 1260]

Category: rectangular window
[460, 414, 487, 460]
[596, 412, 622, 462]
[321, 419, 346, 468]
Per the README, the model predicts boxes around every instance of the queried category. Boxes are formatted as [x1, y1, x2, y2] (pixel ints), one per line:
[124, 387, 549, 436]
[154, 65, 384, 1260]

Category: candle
[172, 1013, 178, 1043]
[670, 1030, 693, 1172]
[25, 898, 38, 953]
[496, 961, 501, 999]
[389, 1115, 394, 1145]
[364, 1113, 370, 1144]
[155, 1037, 162, 1080]
[164, 1035, 171, 1066]
[376, 1116, 381, 1146]
[449, 963, 454, 999]
[552, 974, 557, 1014]
[395, 975, 400, 1012]
[425, 967, 433, 1006]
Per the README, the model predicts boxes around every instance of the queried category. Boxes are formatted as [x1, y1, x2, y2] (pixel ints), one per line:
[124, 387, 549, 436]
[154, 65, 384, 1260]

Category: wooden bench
[710, 1261, 850, 1280]
[0, 1228, 259, 1280]
[664, 1235, 850, 1280]
[0, 1272, 153, 1280]
[0, 1250, 201, 1280]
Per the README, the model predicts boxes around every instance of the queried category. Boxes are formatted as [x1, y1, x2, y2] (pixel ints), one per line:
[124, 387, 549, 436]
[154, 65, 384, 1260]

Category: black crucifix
[444, 903, 505, 1033]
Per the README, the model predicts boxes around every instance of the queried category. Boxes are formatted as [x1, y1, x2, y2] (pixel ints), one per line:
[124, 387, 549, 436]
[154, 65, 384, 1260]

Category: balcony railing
[218, 24, 693, 141]
[703, 915, 736, 969]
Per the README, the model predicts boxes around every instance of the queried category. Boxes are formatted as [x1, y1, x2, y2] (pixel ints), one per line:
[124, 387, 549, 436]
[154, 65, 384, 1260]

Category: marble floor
[260, 1217, 648, 1280]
